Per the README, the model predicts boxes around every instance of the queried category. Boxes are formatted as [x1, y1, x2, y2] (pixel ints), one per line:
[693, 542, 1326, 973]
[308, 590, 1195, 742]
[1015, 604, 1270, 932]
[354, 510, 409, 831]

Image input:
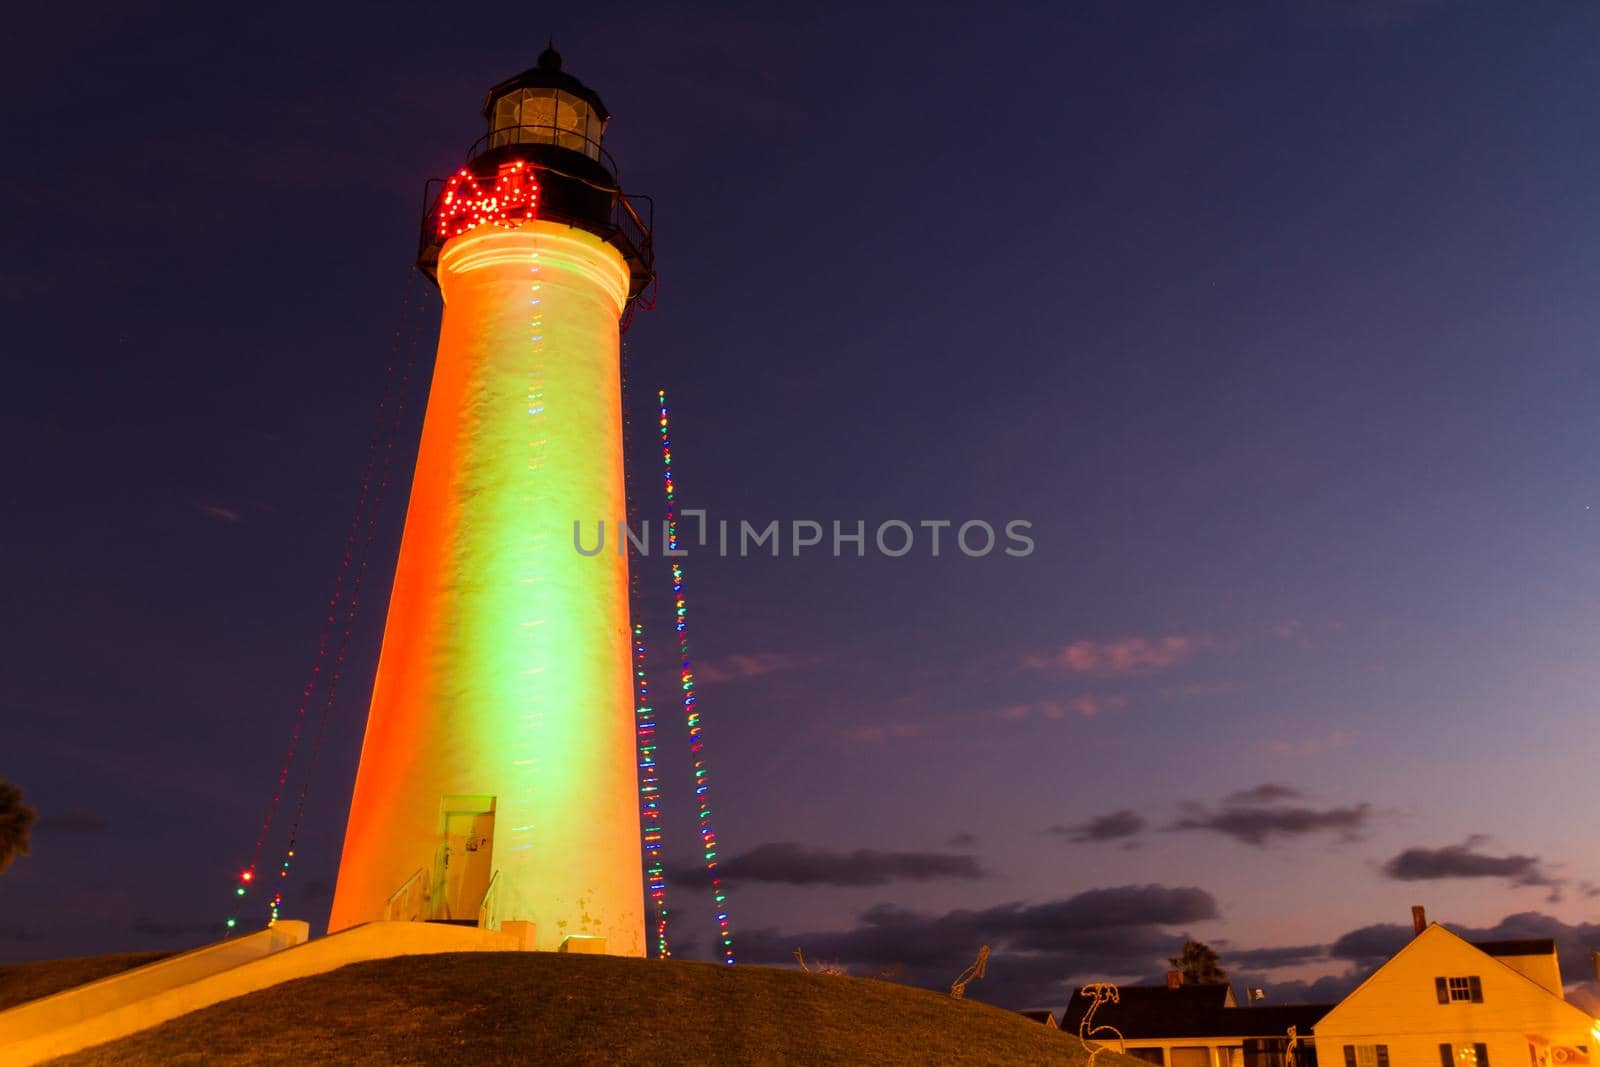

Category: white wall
[1315, 925, 1596, 1067]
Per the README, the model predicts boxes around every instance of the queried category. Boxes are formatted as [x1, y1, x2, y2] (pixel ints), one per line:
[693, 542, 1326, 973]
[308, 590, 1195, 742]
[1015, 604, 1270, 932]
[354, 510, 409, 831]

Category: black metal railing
[614, 191, 653, 266]
[466, 123, 618, 182]
[413, 163, 655, 303]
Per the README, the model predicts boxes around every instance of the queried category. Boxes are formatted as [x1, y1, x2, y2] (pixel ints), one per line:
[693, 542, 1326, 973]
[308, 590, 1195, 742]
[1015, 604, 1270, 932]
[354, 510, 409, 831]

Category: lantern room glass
[489, 88, 603, 160]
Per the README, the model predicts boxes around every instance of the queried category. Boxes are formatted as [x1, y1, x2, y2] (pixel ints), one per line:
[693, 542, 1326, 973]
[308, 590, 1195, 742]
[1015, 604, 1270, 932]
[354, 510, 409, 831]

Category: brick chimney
[1411, 906, 1427, 936]
[1165, 970, 1183, 989]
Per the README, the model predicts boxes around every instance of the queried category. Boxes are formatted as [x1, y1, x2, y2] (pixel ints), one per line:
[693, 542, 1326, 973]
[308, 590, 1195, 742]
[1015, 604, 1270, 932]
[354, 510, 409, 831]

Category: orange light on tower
[328, 48, 654, 955]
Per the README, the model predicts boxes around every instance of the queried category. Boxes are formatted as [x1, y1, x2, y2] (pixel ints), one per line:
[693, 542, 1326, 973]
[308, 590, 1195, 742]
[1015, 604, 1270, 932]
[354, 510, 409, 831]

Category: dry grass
[46, 951, 1136, 1066]
[0, 952, 171, 1013]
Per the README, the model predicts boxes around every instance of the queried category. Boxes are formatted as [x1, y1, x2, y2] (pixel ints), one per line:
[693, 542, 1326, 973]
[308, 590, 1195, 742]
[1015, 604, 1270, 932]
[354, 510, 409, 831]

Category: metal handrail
[476, 869, 502, 932]
[431, 843, 448, 919]
[383, 868, 430, 922]
[617, 191, 653, 254]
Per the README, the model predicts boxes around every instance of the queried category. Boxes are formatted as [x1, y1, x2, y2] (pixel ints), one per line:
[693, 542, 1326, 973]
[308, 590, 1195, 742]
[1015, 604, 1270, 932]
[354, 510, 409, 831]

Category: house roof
[1316, 924, 1595, 1035]
[1016, 1009, 1058, 1027]
[1059, 985, 1332, 1039]
[1472, 938, 1557, 958]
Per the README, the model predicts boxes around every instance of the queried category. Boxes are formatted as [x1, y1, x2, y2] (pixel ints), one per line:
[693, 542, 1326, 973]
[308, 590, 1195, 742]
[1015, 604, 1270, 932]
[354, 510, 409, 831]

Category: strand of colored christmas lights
[658, 390, 733, 964]
[633, 619, 670, 958]
[621, 340, 670, 958]
[265, 276, 430, 926]
[225, 268, 420, 933]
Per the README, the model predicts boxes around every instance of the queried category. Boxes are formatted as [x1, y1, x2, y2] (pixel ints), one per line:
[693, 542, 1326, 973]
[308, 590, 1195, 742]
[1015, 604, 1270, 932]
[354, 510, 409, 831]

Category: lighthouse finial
[538, 39, 562, 72]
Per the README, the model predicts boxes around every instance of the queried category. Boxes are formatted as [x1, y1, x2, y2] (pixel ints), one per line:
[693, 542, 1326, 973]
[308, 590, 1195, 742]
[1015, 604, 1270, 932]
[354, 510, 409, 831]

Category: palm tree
[1169, 939, 1228, 985]
[0, 780, 36, 874]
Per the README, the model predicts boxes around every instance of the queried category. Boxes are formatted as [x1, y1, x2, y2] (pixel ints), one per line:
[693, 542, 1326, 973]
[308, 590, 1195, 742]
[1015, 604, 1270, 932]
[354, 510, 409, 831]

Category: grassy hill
[46, 951, 1141, 1066]
[0, 952, 171, 1013]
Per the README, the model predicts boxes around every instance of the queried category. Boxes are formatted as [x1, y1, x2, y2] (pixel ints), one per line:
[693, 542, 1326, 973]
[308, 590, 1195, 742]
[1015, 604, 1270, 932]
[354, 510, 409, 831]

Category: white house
[1058, 981, 1329, 1066]
[1314, 923, 1599, 1067]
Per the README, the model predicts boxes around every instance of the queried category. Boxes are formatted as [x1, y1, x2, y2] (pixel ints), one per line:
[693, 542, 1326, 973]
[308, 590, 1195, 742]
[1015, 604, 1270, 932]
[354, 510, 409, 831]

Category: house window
[1434, 975, 1485, 1003]
[1439, 1043, 1491, 1066]
[1124, 1050, 1164, 1065]
[1343, 1045, 1391, 1067]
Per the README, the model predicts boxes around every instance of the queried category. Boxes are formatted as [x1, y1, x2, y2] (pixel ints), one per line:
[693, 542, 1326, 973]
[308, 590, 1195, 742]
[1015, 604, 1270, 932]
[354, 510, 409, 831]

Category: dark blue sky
[3, 1, 1597, 1009]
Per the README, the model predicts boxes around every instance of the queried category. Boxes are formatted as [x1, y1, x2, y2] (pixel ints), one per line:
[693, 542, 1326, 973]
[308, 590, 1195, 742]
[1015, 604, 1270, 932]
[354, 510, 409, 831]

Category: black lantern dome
[417, 47, 654, 303]
[480, 46, 611, 163]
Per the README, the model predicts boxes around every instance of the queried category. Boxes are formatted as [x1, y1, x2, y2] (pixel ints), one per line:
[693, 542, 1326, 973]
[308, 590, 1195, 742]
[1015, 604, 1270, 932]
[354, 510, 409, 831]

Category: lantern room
[416, 46, 654, 304]
[483, 47, 609, 163]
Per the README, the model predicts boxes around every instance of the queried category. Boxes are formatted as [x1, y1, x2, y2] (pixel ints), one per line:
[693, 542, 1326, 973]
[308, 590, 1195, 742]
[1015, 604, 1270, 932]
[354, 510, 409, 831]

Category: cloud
[1231, 970, 1360, 1004]
[1222, 943, 1330, 971]
[34, 810, 110, 834]
[1304, 912, 1594, 976]
[1024, 636, 1200, 676]
[1049, 810, 1146, 845]
[994, 695, 1125, 722]
[1381, 838, 1561, 893]
[696, 653, 805, 684]
[947, 832, 979, 847]
[1167, 784, 1371, 846]
[196, 503, 242, 523]
[734, 884, 1220, 1007]
[1328, 922, 1412, 966]
[1170, 804, 1370, 847]
[1224, 783, 1301, 805]
[676, 842, 987, 888]
[1455, 912, 1600, 999]
[737, 899, 1600, 1011]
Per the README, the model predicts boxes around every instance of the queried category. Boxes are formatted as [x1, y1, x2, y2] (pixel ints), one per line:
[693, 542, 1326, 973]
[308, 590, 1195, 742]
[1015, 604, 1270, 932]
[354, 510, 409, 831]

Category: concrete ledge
[0, 923, 307, 1043]
[500, 920, 537, 950]
[0, 920, 522, 1066]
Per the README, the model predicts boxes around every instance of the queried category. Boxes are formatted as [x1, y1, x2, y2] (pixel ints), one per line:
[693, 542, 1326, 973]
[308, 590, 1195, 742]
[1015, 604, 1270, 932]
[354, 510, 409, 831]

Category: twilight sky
[3, 1, 1598, 1011]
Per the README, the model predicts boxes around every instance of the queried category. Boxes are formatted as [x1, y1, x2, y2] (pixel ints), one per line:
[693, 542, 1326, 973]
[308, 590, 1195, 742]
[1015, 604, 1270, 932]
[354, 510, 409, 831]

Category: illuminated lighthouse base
[328, 219, 644, 956]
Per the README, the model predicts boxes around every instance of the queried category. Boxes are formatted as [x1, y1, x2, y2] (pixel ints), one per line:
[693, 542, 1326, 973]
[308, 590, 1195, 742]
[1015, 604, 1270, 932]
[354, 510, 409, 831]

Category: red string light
[228, 268, 421, 932]
[266, 277, 429, 926]
[436, 162, 539, 241]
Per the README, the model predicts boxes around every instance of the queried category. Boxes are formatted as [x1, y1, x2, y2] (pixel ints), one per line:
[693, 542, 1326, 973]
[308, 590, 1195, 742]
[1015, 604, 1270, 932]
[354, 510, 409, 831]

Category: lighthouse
[328, 49, 653, 955]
